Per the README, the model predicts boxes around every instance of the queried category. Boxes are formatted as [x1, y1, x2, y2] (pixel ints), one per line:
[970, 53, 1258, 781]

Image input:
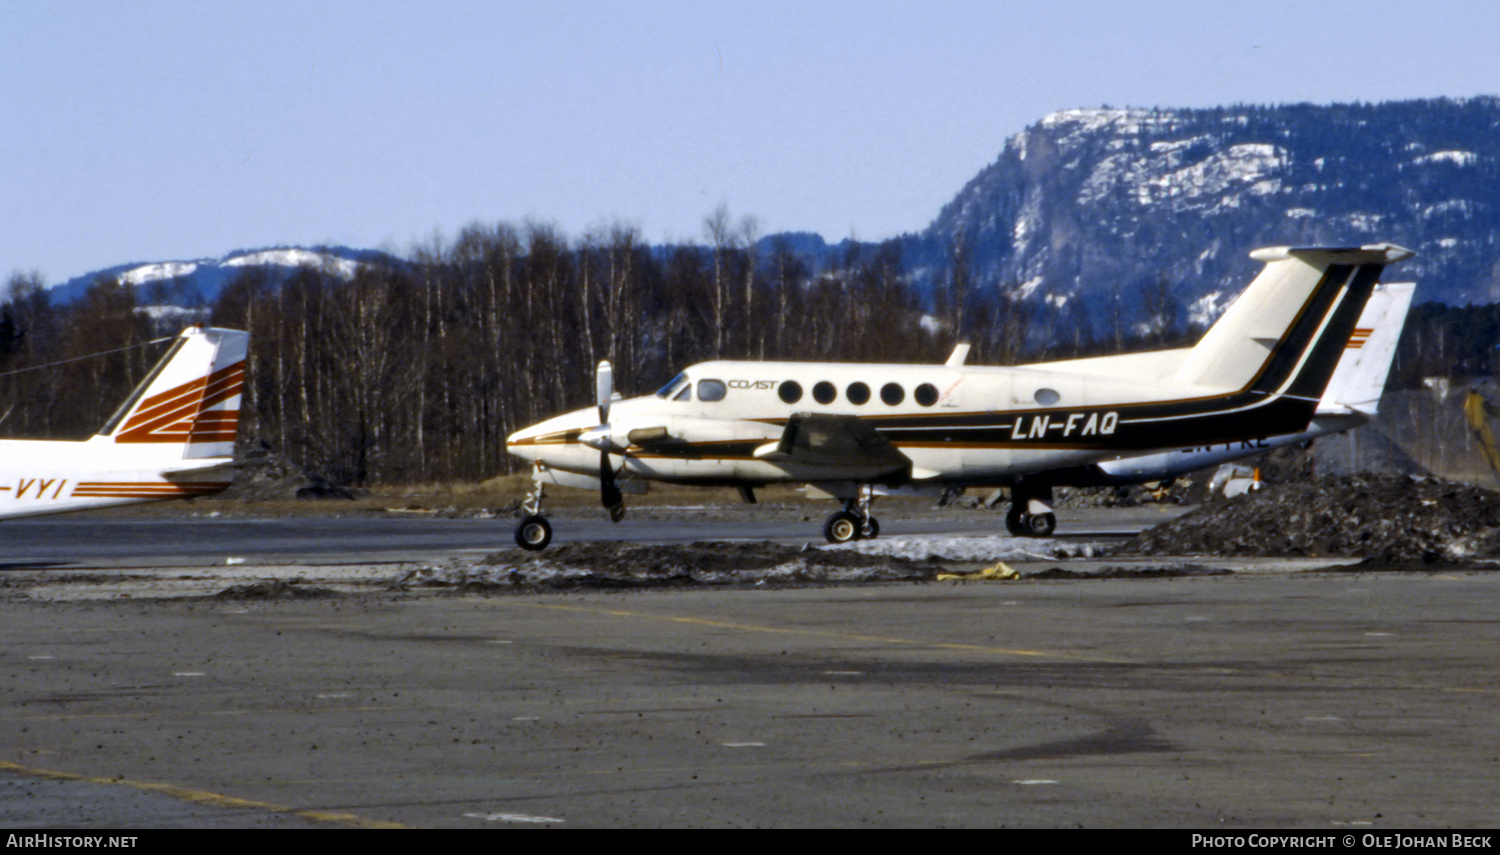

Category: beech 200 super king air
[506, 244, 1414, 549]
[0, 325, 248, 519]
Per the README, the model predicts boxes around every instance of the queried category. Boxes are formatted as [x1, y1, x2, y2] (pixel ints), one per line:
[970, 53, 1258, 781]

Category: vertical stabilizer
[1317, 282, 1416, 416]
[101, 326, 248, 459]
[1172, 244, 1413, 397]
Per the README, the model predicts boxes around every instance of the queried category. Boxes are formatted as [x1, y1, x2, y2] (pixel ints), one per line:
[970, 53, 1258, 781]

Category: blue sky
[2, 0, 1497, 282]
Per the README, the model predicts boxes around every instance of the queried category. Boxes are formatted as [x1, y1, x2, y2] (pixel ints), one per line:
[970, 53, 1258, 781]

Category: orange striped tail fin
[102, 326, 249, 459]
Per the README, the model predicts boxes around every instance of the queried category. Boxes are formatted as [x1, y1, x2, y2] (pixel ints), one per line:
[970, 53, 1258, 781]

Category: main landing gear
[822, 486, 880, 544]
[1005, 480, 1056, 538]
[515, 471, 552, 551]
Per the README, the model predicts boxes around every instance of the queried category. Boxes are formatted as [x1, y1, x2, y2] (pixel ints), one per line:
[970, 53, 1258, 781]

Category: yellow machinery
[1464, 389, 1500, 485]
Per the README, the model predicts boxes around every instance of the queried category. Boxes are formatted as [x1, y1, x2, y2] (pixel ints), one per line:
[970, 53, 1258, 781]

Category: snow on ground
[822, 535, 1110, 562]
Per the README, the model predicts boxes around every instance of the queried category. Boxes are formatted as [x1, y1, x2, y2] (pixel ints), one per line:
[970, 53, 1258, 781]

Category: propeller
[594, 360, 625, 523]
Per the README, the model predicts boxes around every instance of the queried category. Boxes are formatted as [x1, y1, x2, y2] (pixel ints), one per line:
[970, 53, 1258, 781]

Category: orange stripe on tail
[115, 362, 243, 444]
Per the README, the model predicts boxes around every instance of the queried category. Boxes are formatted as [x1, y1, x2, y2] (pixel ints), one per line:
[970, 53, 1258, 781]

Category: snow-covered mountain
[913, 97, 1500, 314]
[49, 246, 391, 306]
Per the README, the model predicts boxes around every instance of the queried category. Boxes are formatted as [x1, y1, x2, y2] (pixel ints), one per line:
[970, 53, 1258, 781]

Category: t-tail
[1115, 244, 1415, 448]
[98, 325, 248, 460]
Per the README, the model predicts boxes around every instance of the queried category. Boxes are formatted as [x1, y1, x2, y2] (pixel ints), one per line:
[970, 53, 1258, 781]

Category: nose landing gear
[515, 467, 552, 551]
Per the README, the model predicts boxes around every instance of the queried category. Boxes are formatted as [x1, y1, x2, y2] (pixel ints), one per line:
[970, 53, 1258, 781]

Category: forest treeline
[1, 213, 1494, 486]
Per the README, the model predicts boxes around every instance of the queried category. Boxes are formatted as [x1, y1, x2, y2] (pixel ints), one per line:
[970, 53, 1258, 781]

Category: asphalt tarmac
[1, 508, 1497, 828]
[0, 503, 1177, 568]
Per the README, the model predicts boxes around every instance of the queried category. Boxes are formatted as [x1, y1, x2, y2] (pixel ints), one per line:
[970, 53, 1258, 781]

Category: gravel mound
[1127, 475, 1500, 564]
[212, 580, 341, 600]
[219, 447, 362, 501]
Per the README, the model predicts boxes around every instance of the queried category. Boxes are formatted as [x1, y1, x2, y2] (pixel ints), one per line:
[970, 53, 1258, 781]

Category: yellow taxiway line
[0, 760, 406, 829]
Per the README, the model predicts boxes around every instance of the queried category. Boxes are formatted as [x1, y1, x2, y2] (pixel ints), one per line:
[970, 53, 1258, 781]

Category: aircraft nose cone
[505, 423, 543, 460]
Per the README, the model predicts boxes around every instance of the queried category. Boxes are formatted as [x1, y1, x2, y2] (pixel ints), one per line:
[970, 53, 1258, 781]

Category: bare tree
[704, 205, 734, 358]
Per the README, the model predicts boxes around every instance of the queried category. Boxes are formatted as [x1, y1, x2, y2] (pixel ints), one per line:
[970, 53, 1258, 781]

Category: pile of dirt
[219, 446, 362, 502]
[1126, 474, 1500, 564]
[212, 580, 340, 600]
[392, 541, 942, 591]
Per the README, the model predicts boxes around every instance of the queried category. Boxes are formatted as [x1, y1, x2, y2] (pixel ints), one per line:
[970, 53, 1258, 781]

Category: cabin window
[698, 379, 727, 402]
[779, 381, 803, 404]
[1034, 388, 1061, 406]
[813, 381, 837, 404]
[846, 382, 870, 405]
[915, 383, 939, 407]
[881, 383, 904, 405]
[655, 372, 690, 400]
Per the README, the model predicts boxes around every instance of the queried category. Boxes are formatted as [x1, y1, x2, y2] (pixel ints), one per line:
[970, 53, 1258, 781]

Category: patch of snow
[1421, 199, 1478, 219]
[1015, 276, 1045, 300]
[1188, 289, 1231, 327]
[119, 261, 200, 286]
[1194, 240, 1222, 275]
[1412, 150, 1479, 167]
[223, 249, 361, 279]
[823, 535, 1108, 562]
[1077, 136, 1287, 211]
[1035, 108, 1184, 157]
[1342, 212, 1384, 231]
[136, 304, 198, 320]
[1148, 135, 1212, 155]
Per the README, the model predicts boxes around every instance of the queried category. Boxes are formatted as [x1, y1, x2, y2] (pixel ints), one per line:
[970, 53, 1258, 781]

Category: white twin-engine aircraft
[506, 244, 1415, 549]
[0, 325, 248, 520]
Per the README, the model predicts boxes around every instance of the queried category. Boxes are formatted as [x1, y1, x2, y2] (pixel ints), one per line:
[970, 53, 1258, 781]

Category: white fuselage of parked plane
[511, 355, 1244, 487]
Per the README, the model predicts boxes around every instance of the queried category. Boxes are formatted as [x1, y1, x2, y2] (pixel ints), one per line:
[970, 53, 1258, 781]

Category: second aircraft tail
[98, 326, 248, 459]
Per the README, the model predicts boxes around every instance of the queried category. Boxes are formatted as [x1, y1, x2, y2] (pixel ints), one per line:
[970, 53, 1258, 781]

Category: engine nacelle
[612, 415, 782, 449]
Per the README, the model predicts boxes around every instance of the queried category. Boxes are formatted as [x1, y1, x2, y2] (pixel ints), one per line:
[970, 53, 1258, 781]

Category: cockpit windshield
[655, 372, 690, 400]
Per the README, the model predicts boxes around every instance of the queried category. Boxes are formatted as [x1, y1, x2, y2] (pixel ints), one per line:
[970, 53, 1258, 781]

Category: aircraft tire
[1005, 507, 1027, 536]
[515, 515, 553, 551]
[862, 516, 880, 539]
[1026, 512, 1056, 537]
[824, 511, 862, 544]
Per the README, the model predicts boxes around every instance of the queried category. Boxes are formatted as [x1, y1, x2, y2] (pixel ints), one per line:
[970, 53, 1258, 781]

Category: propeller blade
[597, 360, 613, 424]
[596, 360, 624, 522]
[600, 449, 625, 523]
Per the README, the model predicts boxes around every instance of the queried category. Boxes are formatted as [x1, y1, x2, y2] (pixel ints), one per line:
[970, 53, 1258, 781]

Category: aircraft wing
[753, 413, 911, 478]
